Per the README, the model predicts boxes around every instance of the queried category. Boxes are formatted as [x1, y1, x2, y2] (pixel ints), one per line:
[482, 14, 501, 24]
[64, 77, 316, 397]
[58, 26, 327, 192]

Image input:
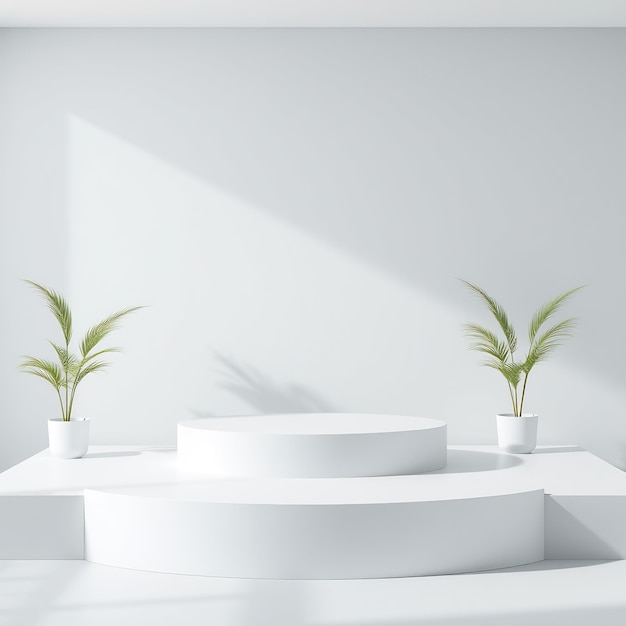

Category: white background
[1, 28, 624, 471]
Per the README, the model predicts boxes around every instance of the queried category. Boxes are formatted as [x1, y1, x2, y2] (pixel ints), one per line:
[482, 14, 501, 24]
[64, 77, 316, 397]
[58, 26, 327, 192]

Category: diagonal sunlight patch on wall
[67, 115, 481, 445]
[66, 115, 626, 470]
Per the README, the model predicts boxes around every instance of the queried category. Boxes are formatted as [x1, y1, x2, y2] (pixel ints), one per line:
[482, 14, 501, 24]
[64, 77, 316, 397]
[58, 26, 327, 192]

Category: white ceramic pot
[48, 418, 91, 459]
[496, 413, 538, 454]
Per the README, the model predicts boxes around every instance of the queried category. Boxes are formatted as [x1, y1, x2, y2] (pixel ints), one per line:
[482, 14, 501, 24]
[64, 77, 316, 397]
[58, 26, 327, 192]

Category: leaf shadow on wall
[192, 352, 335, 417]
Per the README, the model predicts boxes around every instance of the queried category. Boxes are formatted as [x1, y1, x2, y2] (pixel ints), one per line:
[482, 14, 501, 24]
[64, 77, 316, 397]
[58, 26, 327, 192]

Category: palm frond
[80, 306, 143, 358]
[523, 318, 577, 373]
[74, 359, 110, 385]
[501, 361, 523, 388]
[528, 286, 585, 345]
[463, 323, 510, 363]
[461, 279, 584, 416]
[22, 282, 144, 422]
[23, 280, 72, 345]
[460, 280, 518, 355]
[81, 347, 122, 365]
[484, 359, 523, 387]
[48, 341, 79, 373]
[19, 356, 64, 389]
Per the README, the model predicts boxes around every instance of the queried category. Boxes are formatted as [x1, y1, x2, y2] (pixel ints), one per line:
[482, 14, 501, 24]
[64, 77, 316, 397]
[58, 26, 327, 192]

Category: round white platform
[84, 452, 544, 579]
[177, 413, 447, 477]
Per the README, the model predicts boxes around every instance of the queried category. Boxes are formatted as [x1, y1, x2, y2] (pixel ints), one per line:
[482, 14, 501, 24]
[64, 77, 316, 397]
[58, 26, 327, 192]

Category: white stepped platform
[1, 445, 625, 580]
[178, 414, 447, 477]
[83, 477, 543, 579]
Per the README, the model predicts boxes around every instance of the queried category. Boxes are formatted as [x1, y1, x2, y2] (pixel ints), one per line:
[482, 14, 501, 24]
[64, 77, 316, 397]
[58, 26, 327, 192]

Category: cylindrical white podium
[177, 413, 447, 477]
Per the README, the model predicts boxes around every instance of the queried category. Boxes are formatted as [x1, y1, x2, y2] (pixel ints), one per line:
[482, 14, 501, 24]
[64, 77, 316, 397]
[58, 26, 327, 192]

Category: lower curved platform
[15, 444, 626, 581]
[84, 466, 544, 579]
[177, 413, 447, 477]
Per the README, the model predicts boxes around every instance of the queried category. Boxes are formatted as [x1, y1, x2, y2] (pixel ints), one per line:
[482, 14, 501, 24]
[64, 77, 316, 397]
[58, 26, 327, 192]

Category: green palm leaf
[74, 359, 110, 385]
[528, 286, 585, 345]
[81, 347, 122, 365]
[21, 280, 144, 422]
[523, 318, 577, 373]
[461, 279, 583, 416]
[463, 323, 510, 364]
[23, 280, 72, 345]
[80, 307, 143, 358]
[20, 356, 64, 389]
[484, 360, 523, 387]
[460, 280, 518, 355]
[501, 361, 524, 388]
[48, 341, 79, 374]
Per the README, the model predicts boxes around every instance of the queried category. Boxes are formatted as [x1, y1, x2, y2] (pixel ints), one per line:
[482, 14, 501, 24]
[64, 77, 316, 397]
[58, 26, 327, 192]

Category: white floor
[1, 559, 625, 626]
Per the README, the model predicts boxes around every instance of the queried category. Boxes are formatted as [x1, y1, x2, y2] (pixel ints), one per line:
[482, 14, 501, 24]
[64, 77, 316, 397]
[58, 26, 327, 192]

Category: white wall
[1, 28, 625, 471]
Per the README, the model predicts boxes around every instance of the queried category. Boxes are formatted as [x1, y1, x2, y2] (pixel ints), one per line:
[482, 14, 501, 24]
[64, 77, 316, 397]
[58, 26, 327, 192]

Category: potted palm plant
[20, 280, 143, 458]
[461, 280, 584, 453]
